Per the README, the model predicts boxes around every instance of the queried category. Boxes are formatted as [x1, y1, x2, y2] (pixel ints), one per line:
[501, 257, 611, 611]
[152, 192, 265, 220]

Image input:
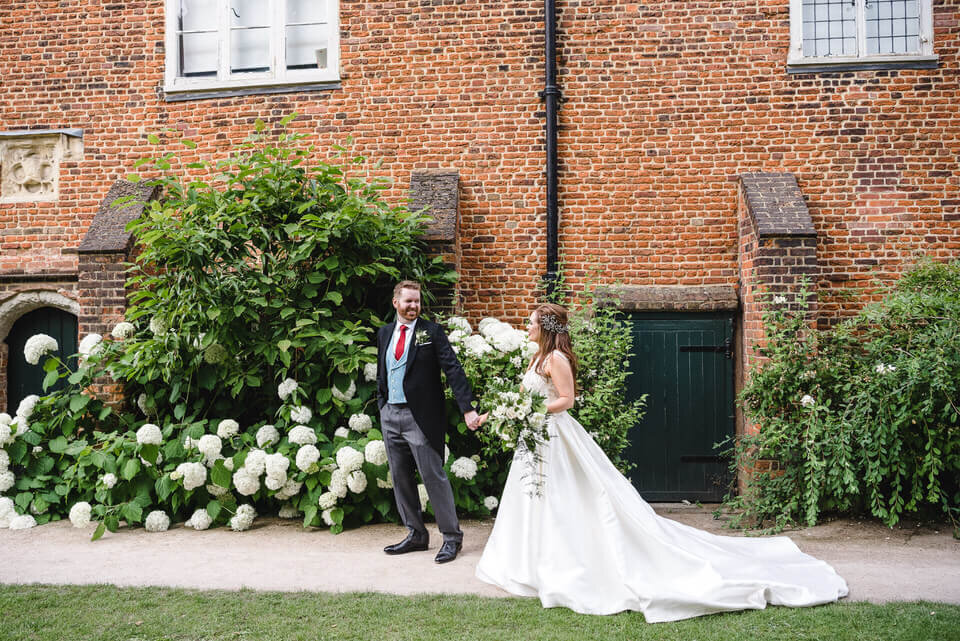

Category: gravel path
[1, 505, 957, 605]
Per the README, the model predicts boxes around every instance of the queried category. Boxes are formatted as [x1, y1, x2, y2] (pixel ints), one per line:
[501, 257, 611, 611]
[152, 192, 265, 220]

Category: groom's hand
[465, 410, 480, 431]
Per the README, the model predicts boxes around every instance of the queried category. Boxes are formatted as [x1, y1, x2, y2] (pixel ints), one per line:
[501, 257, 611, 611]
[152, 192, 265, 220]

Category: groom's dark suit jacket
[377, 318, 475, 456]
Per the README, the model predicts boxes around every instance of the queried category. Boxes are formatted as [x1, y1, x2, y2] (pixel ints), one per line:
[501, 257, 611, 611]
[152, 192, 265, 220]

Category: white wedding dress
[475, 352, 849, 622]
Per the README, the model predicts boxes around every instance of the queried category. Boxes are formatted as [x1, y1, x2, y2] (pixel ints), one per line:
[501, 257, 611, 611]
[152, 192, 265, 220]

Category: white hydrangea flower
[484, 496, 499, 511]
[175, 462, 207, 491]
[0, 423, 11, 447]
[448, 330, 466, 344]
[135, 423, 162, 446]
[489, 328, 526, 353]
[348, 414, 373, 433]
[0, 412, 10, 425]
[145, 510, 170, 532]
[773, 295, 787, 305]
[288, 425, 318, 446]
[101, 473, 118, 489]
[111, 322, 136, 340]
[244, 449, 267, 476]
[521, 339, 538, 358]
[16, 395, 40, 421]
[229, 504, 256, 531]
[32, 445, 42, 454]
[0, 496, 14, 528]
[364, 440, 388, 466]
[274, 478, 302, 501]
[295, 445, 321, 472]
[800, 394, 816, 408]
[24, 334, 58, 365]
[223, 457, 234, 471]
[331, 380, 356, 402]
[206, 483, 228, 497]
[9, 514, 37, 530]
[448, 316, 472, 334]
[321, 509, 335, 526]
[376, 476, 393, 489]
[277, 378, 298, 401]
[477, 317, 500, 334]
[278, 503, 299, 519]
[290, 406, 312, 424]
[232, 468, 260, 496]
[0, 449, 8, 472]
[450, 456, 478, 480]
[334, 426, 350, 439]
[318, 491, 338, 510]
[417, 483, 429, 509]
[69, 502, 93, 528]
[264, 475, 286, 491]
[335, 446, 364, 473]
[363, 362, 378, 382]
[264, 452, 290, 479]
[328, 468, 348, 498]
[183, 435, 195, 451]
[347, 469, 367, 494]
[256, 424, 280, 448]
[875, 363, 897, 375]
[216, 419, 240, 439]
[464, 334, 493, 357]
[203, 343, 228, 365]
[149, 316, 168, 336]
[197, 434, 222, 460]
[78, 333, 103, 364]
[186, 508, 212, 530]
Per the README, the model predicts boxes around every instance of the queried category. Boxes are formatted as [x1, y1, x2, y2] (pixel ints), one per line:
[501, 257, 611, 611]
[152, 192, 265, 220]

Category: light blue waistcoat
[386, 327, 411, 404]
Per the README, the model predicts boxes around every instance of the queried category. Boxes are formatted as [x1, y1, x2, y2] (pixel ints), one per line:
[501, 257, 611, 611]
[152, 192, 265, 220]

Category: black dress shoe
[383, 531, 429, 555]
[434, 540, 462, 564]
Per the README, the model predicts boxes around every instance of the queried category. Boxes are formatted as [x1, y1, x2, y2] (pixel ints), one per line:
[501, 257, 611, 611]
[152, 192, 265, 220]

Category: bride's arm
[544, 355, 575, 413]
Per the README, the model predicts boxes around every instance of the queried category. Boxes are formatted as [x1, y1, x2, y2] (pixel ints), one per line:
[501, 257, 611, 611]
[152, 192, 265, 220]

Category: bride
[474, 303, 848, 622]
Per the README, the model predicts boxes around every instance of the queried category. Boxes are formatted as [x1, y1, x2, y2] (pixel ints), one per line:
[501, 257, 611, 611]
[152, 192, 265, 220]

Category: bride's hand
[470, 413, 489, 431]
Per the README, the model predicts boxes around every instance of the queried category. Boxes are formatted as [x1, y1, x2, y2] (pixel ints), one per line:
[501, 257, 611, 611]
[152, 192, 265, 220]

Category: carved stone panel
[0, 131, 83, 203]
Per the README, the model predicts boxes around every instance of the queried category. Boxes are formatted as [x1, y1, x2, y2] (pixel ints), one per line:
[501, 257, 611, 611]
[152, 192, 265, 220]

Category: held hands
[465, 410, 489, 431]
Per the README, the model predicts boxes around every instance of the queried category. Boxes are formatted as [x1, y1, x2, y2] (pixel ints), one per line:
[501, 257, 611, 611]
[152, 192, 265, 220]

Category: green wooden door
[622, 312, 734, 502]
[5, 307, 78, 411]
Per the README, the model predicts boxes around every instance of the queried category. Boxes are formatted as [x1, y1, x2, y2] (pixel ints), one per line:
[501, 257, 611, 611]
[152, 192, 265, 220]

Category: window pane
[287, 25, 327, 69]
[231, 27, 270, 73]
[866, 0, 920, 54]
[802, 0, 856, 57]
[287, 0, 326, 24]
[179, 31, 218, 77]
[231, 0, 270, 28]
[179, 0, 217, 32]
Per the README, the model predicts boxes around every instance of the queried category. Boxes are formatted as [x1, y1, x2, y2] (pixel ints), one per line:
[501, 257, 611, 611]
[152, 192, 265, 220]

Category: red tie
[395, 325, 407, 361]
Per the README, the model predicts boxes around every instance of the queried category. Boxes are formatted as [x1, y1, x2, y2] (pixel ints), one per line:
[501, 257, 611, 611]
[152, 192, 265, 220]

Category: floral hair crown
[539, 313, 568, 334]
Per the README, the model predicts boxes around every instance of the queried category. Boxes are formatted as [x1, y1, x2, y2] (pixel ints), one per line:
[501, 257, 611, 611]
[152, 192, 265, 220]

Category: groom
[377, 280, 480, 564]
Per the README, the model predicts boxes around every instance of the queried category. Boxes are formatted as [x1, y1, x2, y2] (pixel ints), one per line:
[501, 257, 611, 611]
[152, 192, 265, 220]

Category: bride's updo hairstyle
[533, 303, 579, 384]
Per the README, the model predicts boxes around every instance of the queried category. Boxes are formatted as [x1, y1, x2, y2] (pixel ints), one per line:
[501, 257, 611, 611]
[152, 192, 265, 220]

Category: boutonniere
[415, 329, 431, 345]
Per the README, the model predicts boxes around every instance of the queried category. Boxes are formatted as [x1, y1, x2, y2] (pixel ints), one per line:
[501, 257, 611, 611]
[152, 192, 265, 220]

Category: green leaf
[43, 358, 59, 372]
[277, 340, 292, 352]
[147, 133, 160, 144]
[140, 444, 159, 465]
[210, 460, 231, 488]
[69, 394, 91, 413]
[127, 173, 141, 183]
[330, 507, 344, 526]
[123, 502, 143, 524]
[48, 436, 68, 454]
[182, 139, 198, 149]
[155, 474, 173, 501]
[323, 291, 343, 305]
[42, 370, 59, 391]
[68, 370, 85, 384]
[91, 521, 106, 541]
[105, 515, 120, 532]
[302, 505, 317, 528]
[15, 492, 33, 510]
[206, 500, 222, 521]
[174, 403, 186, 420]
[122, 458, 141, 481]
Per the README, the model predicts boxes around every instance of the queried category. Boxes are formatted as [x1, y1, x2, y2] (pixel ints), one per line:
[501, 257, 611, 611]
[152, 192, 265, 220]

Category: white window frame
[788, 0, 936, 68]
[164, 0, 340, 94]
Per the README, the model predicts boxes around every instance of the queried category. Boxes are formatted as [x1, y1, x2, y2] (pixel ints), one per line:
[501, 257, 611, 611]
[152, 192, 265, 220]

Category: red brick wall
[2, 0, 958, 328]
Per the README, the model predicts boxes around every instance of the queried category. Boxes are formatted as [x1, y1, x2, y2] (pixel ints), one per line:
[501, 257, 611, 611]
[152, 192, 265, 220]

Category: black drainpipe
[541, 0, 561, 295]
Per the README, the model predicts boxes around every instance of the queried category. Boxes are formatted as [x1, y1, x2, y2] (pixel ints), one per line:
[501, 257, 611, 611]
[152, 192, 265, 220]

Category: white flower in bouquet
[101, 473, 118, 489]
[24, 334, 58, 365]
[176, 462, 208, 491]
[206, 483, 228, 497]
[448, 316, 472, 334]
[417, 483, 429, 509]
[347, 469, 367, 494]
[364, 440, 388, 466]
[363, 362, 378, 382]
[484, 496, 499, 511]
[145, 510, 170, 532]
[450, 457, 478, 480]
[197, 434, 222, 460]
[136, 423, 162, 446]
[256, 424, 280, 447]
[78, 333, 103, 364]
[186, 508, 213, 530]
[800, 394, 816, 408]
[321, 509, 335, 526]
[216, 419, 240, 439]
[265, 475, 286, 491]
[464, 334, 493, 357]
[0, 449, 8, 472]
[318, 491, 338, 510]
[277, 377, 298, 400]
[149, 316, 168, 336]
[111, 322, 136, 340]
[264, 452, 290, 479]
[295, 444, 321, 472]
[244, 449, 267, 476]
[274, 478, 302, 501]
[232, 468, 260, 496]
[329, 468, 348, 498]
[69, 501, 92, 528]
[230, 504, 256, 531]
[290, 406, 313, 424]
[17, 395, 40, 421]
[203, 343, 228, 365]
[278, 503, 299, 519]
[9, 514, 37, 530]
[348, 413, 372, 433]
[288, 425, 317, 445]
[0, 497, 14, 528]
[376, 476, 393, 489]
[335, 446, 364, 473]
[529, 412, 546, 429]
[334, 426, 350, 439]
[331, 380, 356, 402]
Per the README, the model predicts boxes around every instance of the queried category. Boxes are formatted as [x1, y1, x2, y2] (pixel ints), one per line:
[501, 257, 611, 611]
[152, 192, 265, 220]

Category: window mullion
[856, 0, 867, 59]
[275, 0, 284, 82]
[218, 0, 229, 81]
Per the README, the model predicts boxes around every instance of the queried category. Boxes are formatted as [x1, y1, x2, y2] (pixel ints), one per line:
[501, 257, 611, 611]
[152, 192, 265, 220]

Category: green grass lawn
[0, 585, 957, 641]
